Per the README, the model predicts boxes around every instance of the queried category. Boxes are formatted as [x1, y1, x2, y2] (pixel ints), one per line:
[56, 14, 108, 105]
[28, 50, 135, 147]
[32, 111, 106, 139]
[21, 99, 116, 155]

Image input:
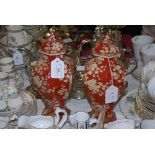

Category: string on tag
[107, 58, 114, 85]
[105, 58, 118, 104]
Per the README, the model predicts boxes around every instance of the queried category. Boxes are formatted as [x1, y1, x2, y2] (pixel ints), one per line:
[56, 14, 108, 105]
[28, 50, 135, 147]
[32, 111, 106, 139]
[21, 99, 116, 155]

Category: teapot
[18, 107, 67, 129]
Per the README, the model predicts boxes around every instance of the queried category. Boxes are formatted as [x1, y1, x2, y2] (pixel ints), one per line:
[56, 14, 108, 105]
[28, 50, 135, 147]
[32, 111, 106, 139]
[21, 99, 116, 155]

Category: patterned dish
[119, 89, 141, 123]
[0, 91, 37, 117]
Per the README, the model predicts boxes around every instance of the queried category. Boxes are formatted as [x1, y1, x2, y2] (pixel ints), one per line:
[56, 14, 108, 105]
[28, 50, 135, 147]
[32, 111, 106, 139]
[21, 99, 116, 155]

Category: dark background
[76, 25, 142, 37]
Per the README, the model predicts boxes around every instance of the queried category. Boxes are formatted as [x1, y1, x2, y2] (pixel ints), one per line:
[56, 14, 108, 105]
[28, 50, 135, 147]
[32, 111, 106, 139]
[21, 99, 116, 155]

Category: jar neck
[96, 55, 118, 61]
[42, 54, 64, 61]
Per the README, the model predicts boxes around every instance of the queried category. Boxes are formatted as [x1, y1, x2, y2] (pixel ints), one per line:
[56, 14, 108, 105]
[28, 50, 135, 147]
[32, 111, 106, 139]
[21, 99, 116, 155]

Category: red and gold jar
[31, 29, 74, 115]
[84, 33, 127, 123]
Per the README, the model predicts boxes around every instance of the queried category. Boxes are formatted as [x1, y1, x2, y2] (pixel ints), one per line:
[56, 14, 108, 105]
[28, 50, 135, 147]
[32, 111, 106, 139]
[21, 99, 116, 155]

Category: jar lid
[92, 33, 121, 58]
[39, 28, 66, 55]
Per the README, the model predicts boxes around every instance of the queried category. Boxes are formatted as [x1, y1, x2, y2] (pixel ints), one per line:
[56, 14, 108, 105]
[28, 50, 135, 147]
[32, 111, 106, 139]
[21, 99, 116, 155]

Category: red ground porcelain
[84, 33, 127, 123]
[31, 29, 74, 115]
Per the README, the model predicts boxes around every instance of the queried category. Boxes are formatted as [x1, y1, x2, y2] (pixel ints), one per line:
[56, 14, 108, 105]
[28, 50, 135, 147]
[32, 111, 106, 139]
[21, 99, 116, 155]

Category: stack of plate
[0, 91, 37, 117]
[135, 84, 155, 119]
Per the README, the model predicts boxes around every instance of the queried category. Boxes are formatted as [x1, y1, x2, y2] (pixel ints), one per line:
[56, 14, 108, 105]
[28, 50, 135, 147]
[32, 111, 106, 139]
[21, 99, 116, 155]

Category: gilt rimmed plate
[119, 89, 141, 123]
[0, 91, 37, 117]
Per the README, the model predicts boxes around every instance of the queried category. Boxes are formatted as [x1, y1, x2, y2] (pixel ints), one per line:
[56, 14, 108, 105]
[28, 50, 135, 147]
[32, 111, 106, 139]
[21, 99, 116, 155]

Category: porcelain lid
[39, 28, 66, 55]
[93, 33, 121, 58]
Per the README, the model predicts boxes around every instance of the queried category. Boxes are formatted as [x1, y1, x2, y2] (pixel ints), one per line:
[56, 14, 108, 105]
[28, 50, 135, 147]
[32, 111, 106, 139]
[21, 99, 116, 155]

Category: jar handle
[54, 107, 68, 129]
[89, 118, 98, 129]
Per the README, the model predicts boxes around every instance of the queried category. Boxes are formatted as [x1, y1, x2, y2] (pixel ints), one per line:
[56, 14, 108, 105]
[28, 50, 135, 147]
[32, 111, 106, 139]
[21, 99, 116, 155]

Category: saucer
[141, 120, 155, 129]
[0, 91, 37, 117]
[18, 115, 55, 129]
[119, 89, 141, 123]
[66, 99, 92, 114]
[0, 102, 7, 111]
[104, 119, 136, 129]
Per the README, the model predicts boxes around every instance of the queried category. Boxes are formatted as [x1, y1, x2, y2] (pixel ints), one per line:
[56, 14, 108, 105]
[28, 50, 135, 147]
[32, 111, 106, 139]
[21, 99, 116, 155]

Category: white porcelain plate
[141, 120, 155, 129]
[119, 89, 141, 123]
[104, 119, 136, 129]
[18, 115, 54, 129]
[0, 117, 9, 128]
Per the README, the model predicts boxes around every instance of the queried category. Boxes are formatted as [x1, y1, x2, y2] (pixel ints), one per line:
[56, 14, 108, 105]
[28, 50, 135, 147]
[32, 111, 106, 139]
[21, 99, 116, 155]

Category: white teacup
[104, 119, 136, 129]
[132, 35, 153, 61]
[141, 44, 155, 65]
[0, 57, 14, 73]
[0, 72, 9, 87]
[141, 120, 155, 129]
[68, 112, 98, 129]
[0, 26, 33, 56]
[5, 25, 33, 47]
[7, 81, 23, 109]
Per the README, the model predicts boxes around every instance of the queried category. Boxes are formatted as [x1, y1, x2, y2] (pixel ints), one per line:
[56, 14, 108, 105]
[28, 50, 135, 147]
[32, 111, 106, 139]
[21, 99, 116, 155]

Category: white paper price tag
[63, 38, 73, 43]
[51, 58, 64, 79]
[105, 85, 118, 104]
[13, 51, 24, 65]
[77, 66, 85, 71]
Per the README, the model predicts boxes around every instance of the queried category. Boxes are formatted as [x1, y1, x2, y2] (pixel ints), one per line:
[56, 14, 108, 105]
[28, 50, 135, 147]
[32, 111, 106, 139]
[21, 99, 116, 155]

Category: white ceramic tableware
[24, 25, 48, 40]
[5, 25, 24, 31]
[18, 115, 55, 129]
[147, 76, 155, 99]
[68, 111, 98, 129]
[104, 119, 136, 129]
[143, 61, 155, 83]
[7, 81, 24, 109]
[142, 26, 155, 39]
[0, 57, 14, 72]
[0, 72, 9, 87]
[118, 89, 141, 123]
[0, 88, 7, 110]
[132, 35, 153, 79]
[132, 61, 143, 80]
[0, 25, 33, 57]
[131, 35, 153, 61]
[0, 117, 9, 128]
[5, 25, 33, 47]
[18, 107, 67, 129]
[141, 120, 155, 129]
[65, 99, 92, 115]
[141, 44, 155, 65]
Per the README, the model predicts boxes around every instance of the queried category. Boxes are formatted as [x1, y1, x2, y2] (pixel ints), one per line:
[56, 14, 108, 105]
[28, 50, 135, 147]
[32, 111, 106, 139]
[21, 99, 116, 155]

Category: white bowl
[0, 57, 14, 73]
[0, 72, 9, 86]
